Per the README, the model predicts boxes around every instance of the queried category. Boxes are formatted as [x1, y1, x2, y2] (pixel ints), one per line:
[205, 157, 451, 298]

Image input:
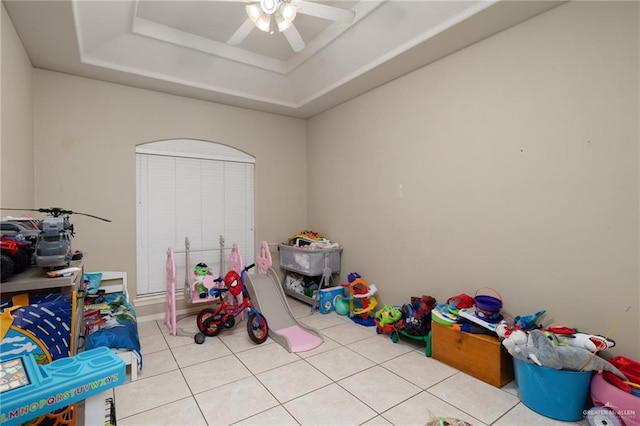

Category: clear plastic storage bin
[278, 244, 342, 276]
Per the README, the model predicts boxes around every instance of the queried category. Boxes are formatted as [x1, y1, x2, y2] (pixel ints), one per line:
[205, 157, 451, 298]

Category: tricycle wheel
[391, 331, 399, 343]
[223, 316, 235, 329]
[247, 312, 269, 344]
[197, 308, 222, 336]
[376, 327, 382, 335]
[194, 332, 205, 344]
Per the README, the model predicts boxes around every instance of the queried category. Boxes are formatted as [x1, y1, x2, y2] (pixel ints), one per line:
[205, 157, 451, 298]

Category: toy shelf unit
[278, 243, 342, 313]
[0, 262, 85, 358]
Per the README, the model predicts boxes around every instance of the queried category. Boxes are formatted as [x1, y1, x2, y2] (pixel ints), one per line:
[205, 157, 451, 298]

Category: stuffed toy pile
[497, 322, 627, 380]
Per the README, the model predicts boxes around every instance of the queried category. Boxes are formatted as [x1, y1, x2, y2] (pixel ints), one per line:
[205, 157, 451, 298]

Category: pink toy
[257, 241, 272, 274]
[165, 247, 177, 336]
[227, 243, 244, 312]
[229, 242, 243, 273]
[165, 238, 250, 336]
[588, 372, 639, 426]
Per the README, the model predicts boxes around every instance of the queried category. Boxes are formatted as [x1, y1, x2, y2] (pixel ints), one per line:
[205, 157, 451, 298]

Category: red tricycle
[194, 264, 269, 345]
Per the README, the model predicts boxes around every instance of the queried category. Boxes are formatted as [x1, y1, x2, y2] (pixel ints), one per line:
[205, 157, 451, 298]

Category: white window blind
[136, 140, 254, 296]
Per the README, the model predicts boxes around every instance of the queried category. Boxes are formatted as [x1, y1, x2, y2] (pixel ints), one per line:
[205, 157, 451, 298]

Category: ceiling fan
[227, 0, 356, 53]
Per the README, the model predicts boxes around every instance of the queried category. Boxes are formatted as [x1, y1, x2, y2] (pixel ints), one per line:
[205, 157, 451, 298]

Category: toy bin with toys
[513, 358, 592, 422]
[278, 244, 341, 276]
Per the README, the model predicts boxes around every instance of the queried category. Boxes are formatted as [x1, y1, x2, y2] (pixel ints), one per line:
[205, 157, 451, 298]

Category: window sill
[134, 290, 184, 307]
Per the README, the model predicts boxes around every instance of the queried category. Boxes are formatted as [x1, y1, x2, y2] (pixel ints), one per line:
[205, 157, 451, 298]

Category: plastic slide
[244, 268, 323, 353]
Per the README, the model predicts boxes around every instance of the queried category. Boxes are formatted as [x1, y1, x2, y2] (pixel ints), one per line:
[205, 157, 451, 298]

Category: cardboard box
[318, 286, 344, 314]
[431, 321, 514, 387]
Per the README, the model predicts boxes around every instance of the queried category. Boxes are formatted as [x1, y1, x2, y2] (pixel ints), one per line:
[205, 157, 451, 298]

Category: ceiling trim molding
[294, 0, 497, 107]
[6, 0, 565, 118]
[78, 47, 301, 108]
[72, 0, 520, 110]
[284, 0, 385, 72]
[131, 16, 289, 74]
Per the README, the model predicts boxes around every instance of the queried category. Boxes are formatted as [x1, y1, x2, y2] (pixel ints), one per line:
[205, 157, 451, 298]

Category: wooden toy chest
[431, 321, 514, 387]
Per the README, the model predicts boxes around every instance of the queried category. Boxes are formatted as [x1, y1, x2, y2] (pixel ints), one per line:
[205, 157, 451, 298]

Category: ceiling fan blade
[283, 24, 305, 52]
[227, 17, 255, 45]
[293, 0, 355, 24]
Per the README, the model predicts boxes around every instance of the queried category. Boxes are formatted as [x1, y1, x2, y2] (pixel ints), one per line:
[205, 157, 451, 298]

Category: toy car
[1, 207, 110, 270]
[0, 237, 33, 281]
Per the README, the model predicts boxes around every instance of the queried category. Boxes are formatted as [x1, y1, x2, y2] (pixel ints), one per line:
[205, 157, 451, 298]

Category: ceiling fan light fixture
[255, 14, 271, 32]
[260, 0, 279, 15]
[276, 14, 292, 32]
[246, 4, 261, 22]
[279, 3, 297, 22]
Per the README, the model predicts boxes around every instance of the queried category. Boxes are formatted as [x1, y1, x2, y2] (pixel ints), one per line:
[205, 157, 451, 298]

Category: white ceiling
[3, 0, 562, 118]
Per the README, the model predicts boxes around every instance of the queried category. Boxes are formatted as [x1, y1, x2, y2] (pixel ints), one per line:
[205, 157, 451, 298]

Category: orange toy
[341, 277, 378, 320]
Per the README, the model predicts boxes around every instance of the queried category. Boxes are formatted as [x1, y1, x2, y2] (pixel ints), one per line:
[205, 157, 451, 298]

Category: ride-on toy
[194, 264, 269, 345]
[374, 304, 403, 343]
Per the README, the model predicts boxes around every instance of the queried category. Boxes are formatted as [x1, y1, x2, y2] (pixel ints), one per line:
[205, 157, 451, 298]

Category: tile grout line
[126, 304, 527, 426]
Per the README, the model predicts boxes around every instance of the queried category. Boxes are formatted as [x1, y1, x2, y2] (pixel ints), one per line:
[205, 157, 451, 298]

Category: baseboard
[137, 305, 203, 323]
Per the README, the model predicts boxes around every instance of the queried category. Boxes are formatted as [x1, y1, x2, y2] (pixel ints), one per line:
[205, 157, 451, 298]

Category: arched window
[136, 139, 255, 296]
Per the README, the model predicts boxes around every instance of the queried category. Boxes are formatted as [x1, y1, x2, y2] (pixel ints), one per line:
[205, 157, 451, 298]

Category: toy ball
[335, 296, 350, 316]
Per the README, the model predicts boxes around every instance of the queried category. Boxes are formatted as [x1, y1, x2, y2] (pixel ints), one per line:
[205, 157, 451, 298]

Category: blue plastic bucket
[513, 358, 593, 421]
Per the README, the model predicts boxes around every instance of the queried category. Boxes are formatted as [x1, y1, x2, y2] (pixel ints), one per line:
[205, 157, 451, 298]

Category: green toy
[194, 262, 210, 298]
[335, 297, 350, 316]
[374, 304, 403, 343]
[375, 304, 402, 327]
[194, 262, 209, 276]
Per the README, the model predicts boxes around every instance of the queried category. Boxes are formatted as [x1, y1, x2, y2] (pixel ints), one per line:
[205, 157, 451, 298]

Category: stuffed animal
[556, 332, 616, 352]
[496, 320, 528, 351]
[193, 262, 210, 298]
[513, 310, 546, 331]
[412, 295, 437, 319]
[510, 330, 627, 380]
[495, 320, 510, 339]
[500, 329, 529, 356]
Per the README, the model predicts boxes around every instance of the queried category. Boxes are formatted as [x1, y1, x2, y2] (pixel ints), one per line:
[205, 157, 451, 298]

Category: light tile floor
[112, 298, 592, 425]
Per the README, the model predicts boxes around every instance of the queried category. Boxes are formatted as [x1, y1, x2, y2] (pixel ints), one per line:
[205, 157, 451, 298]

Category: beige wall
[2, 1, 639, 358]
[1, 4, 34, 207]
[31, 71, 307, 316]
[307, 1, 640, 359]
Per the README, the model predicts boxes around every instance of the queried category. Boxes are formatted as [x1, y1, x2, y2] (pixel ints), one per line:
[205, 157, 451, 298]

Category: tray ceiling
[3, 0, 562, 118]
